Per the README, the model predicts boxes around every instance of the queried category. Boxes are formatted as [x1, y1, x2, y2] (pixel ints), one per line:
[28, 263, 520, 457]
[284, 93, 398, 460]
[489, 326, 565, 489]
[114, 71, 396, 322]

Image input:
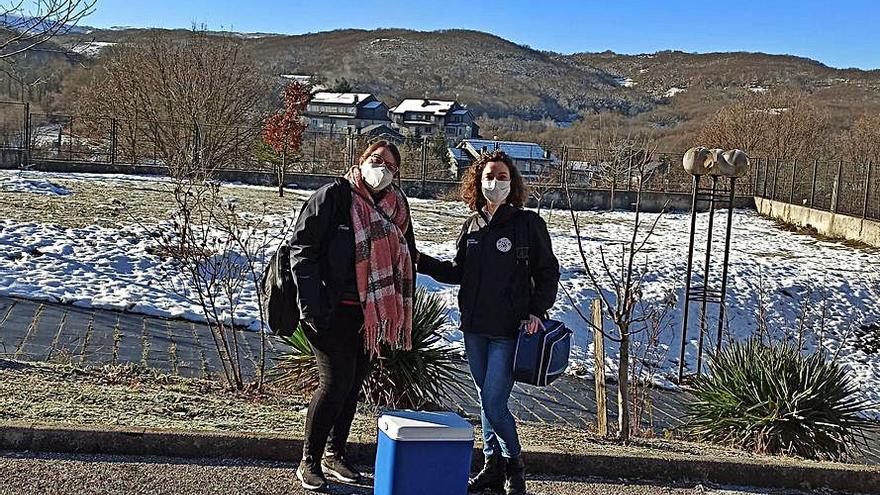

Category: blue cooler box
[374, 410, 474, 495]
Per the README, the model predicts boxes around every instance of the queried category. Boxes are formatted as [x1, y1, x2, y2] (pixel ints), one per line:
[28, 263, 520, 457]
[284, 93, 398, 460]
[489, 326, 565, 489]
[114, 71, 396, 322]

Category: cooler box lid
[378, 411, 474, 442]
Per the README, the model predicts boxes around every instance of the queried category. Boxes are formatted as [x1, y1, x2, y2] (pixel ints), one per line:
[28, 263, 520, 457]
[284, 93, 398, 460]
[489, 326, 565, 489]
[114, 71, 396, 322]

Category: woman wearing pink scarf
[288, 141, 416, 491]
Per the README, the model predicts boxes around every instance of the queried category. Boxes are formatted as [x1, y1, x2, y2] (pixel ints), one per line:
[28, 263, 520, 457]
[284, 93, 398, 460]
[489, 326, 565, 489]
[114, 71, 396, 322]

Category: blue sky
[85, 0, 879, 70]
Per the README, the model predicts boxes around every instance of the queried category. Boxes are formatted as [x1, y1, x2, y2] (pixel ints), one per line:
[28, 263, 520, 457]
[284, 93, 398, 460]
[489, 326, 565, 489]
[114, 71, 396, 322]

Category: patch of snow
[615, 77, 636, 88]
[0, 173, 71, 196]
[664, 87, 687, 98]
[748, 86, 769, 93]
[639, 68, 649, 74]
[70, 41, 116, 57]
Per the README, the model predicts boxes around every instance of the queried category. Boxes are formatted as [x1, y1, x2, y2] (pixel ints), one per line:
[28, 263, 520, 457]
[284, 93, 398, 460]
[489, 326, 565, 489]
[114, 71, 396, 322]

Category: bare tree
[697, 91, 833, 162]
[838, 113, 880, 164]
[563, 138, 672, 442]
[74, 30, 270, 178]
[114, 180, 286, 391]
[0, 0, 95, 58]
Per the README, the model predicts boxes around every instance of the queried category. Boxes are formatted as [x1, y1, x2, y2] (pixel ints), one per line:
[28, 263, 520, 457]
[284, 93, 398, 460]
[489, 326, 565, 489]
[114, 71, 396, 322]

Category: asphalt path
[0, 451, 852, 495]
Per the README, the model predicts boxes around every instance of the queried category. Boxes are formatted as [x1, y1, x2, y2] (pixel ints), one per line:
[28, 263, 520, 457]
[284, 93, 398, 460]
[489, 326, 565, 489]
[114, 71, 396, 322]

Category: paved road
[1, 294, 878, 465]
[0, 451, 840, 495]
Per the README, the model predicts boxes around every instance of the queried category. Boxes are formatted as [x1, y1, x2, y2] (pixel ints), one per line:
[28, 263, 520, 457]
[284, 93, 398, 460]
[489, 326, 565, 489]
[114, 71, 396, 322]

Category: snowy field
[2, 170, 879, 408]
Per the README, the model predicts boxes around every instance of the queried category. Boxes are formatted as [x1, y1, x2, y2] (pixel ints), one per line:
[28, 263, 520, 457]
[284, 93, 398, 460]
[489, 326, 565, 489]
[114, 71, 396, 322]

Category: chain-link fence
[752, 155, 878, 222]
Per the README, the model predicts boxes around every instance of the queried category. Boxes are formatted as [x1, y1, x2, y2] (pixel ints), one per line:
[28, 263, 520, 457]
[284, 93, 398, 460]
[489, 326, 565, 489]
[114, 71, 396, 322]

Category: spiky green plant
[270, 287, 464, 409]
[269, 323, 320, 394]
[687, 338, 878, 460]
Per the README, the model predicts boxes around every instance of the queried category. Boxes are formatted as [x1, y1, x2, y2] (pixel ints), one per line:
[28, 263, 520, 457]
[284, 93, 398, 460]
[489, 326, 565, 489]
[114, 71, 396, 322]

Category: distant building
[359, 123, 405, 143]
[389, 98, 480, 145]
[447, 147, 472, 176]
[304, 92, 391, 133]
[457, 139, 554, 179]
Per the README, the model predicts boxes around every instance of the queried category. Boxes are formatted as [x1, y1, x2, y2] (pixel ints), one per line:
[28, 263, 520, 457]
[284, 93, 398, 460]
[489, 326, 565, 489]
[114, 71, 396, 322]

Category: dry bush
[696, 91, 833, 161]
[838, 113, 880, 164]
[73, 30, 271, 178]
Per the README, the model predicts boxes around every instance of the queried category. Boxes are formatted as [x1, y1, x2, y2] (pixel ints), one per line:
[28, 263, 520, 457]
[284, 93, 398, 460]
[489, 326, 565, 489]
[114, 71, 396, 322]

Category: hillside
[29, 27, 880, 145]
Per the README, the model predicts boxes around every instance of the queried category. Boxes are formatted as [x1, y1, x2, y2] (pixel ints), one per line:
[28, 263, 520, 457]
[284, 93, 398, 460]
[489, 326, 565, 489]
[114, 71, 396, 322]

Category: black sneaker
[321, 453, 361, 483]
[296, 456, 327, 491]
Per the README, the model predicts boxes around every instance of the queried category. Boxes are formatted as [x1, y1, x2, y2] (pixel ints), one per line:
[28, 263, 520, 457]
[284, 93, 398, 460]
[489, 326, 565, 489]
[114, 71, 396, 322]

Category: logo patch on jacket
[496, 237, 512, 253]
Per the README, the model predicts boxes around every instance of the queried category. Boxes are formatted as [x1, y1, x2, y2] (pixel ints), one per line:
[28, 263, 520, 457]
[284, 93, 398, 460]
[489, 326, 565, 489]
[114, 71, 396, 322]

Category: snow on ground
[0, 174, 70, 196]
[1, 171, 879, 408]
[748, 86, 770, 93]
[664, 87, 687, 98]
[70, 41, 116, 57]
[615, 77, 636, 88]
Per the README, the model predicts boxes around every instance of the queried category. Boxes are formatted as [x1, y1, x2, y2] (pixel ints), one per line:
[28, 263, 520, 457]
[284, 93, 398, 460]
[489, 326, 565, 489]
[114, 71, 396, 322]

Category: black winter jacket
[287, 179, 416, 331]
[418, 204, 560, 339]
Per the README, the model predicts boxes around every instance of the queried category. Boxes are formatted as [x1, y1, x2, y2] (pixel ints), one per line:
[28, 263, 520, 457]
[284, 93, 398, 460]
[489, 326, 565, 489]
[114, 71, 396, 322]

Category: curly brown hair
[459, 149, 528, 211]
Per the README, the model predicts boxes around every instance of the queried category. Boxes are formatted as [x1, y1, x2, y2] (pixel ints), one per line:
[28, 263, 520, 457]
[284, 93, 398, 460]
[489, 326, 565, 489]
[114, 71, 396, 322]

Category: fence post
[831, 160, 843, 213]
[809, 159, 819, 208]
[770, 158, 779, 201]
[762, 158, 769, 197]
[863, 161, 873, 219]
[132, 111, 138, 165]
[22, 102, 30, 167]
[592, 299, 608, 438]
[752, 157, 760, 195]
[626, 154, 633, 191]
[788, 159, 797, 204]
[110, 119, 118, 164]
[421, 136, 428, 188]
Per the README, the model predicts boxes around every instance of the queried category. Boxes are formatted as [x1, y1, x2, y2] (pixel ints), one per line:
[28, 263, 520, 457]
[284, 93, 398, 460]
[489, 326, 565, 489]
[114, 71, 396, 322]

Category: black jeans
[302, 304, 371, 460]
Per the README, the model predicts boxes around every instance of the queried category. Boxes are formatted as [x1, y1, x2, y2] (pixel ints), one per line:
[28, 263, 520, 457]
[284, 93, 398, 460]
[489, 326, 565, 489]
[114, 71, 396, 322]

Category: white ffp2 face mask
[361, 163, 394, 191]
[481, 179, 511, 204]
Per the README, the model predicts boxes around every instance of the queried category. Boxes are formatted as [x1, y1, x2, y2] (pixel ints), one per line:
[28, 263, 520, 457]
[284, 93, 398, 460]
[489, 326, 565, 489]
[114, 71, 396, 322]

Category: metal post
[696, 176, 719, 377]
[716, 178, 737, 353]
[809, 159, 819, 208]
[752, 157, 760, 195]
[132, 112, 138, 165]
[110, 119, 118, 164]
[771, 158, 780, 200]
[831, 160, 843, 213]
[69, 116, 74, 160]
[677, 174, 701, 383]
[863, 161, 873, 219]
[762, 158, 770, 197]
[788, 159, 797, 204]
[22, 102, 30, 167]
[626, 154, 633, 191]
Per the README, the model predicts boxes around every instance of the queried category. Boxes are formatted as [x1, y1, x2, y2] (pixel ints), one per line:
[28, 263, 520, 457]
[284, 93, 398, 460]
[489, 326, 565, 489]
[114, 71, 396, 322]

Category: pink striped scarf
[346, 166, 414, 356]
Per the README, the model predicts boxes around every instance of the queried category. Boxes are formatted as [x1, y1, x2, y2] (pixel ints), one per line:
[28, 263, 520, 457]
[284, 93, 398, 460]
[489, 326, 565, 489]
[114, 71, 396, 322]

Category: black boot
[504, 456, 526, 495]
[468, 453, 505, 493]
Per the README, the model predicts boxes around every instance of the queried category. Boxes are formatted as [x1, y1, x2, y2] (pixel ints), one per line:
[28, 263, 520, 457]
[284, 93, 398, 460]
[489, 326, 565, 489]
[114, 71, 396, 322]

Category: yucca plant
[270, 287, 464, 409]
[687, 338, 878, 460]
[269, 322, 320, 394]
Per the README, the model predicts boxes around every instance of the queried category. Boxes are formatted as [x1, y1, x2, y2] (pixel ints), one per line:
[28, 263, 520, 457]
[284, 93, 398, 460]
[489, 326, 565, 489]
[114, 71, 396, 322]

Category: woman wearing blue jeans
[418, 150, 559, 494]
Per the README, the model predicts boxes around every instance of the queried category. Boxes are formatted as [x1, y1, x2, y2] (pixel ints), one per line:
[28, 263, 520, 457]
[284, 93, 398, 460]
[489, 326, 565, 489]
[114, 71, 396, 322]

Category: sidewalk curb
[1, 422, 878, 493]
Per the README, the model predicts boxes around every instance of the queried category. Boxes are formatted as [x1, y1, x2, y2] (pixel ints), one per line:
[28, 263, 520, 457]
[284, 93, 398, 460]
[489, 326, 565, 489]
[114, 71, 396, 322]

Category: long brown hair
[460, 150, 528, 211]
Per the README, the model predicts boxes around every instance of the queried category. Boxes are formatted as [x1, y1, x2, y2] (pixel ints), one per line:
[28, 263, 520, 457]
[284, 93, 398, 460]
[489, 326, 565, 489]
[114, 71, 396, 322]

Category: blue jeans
[464, 332, 521, 458]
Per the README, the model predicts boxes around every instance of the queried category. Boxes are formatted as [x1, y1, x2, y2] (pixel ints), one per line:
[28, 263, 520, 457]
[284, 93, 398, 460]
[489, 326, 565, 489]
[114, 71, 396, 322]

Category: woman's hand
[523, 314, 543, 335]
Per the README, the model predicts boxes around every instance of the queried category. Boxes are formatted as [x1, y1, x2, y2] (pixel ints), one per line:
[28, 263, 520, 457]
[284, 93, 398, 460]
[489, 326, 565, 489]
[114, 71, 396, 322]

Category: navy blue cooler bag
[513, 320, 572, 386]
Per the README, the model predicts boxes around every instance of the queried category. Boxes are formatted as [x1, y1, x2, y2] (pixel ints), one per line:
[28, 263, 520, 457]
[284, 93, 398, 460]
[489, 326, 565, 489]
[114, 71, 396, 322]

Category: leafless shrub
[72, 29, 270, 178]
[114, 178, 288, 391]
[696, 90, 833, 162]
[563, 135, 674, 442]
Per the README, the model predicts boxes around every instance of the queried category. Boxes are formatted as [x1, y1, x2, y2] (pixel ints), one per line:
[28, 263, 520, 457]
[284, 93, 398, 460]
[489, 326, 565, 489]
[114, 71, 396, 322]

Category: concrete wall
[9, 159, 755, 213]
[755, 197, 880, 247]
